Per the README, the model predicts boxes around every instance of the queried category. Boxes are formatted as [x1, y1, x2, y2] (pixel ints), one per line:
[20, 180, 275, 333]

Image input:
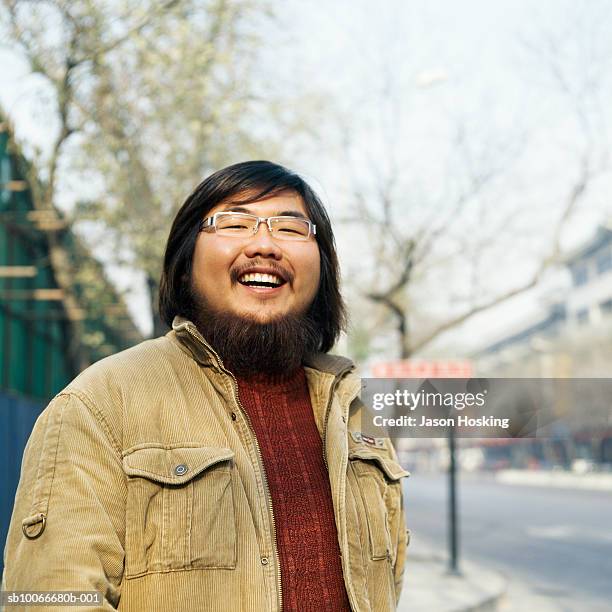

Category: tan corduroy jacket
[3, 317, 409, 612]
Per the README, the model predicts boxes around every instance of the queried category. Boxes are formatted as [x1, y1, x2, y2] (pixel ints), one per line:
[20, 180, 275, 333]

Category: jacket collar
[303, 351, 354, 377]
[171, 316, 218, 367]
[170, 315, 355, 378]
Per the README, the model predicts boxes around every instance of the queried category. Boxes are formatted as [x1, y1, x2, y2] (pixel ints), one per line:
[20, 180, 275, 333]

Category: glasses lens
[270, 217, 311, 240]
[215, 213, 257, 235]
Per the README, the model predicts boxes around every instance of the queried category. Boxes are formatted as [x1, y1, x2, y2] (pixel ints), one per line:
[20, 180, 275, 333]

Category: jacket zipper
[226, 372, 283, 612]
[184, 325, 283, 612]
[319, 369, 362, 612]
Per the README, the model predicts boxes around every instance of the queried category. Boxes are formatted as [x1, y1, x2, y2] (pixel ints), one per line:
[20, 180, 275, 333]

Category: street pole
[448, 421, 460, 575]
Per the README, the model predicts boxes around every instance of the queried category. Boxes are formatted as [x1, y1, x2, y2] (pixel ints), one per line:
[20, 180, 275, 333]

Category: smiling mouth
[238, 272, 286, 288]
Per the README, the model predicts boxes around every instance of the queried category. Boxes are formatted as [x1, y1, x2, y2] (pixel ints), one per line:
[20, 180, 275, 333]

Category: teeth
[239, 272, 283, 286]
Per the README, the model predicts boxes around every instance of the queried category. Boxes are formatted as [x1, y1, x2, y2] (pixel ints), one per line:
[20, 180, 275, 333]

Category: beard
[183, 285, 322, 378]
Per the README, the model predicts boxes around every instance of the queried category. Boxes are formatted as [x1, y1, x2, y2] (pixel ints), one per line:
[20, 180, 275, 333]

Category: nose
[243, 220, 282, 260]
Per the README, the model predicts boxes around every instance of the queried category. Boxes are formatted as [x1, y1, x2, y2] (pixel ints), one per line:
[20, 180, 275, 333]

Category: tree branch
[409, 154, 594, 354]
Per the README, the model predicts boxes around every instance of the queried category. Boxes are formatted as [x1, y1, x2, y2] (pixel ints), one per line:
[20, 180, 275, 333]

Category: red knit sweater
[236, 368, 351, 612]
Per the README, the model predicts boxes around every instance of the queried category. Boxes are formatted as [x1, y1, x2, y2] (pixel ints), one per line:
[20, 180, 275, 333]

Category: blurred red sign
[370, 360, 473, 378]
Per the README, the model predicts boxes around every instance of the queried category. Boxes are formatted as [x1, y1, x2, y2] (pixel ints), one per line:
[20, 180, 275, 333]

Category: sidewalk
[397, 536, 506, 612]
[495, 469, 612, 491]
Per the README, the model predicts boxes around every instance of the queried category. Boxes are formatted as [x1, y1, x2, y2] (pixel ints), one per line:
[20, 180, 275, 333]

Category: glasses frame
[200, 211, 317, 241]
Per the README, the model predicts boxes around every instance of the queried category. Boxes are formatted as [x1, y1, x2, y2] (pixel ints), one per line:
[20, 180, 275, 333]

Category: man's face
[191, 191, 321, 323]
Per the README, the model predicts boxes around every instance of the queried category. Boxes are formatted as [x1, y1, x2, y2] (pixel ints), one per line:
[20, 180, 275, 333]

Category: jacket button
[174, 464, 188, 476]
[260, 556, 269, 565]
[231, 412, 237, 421]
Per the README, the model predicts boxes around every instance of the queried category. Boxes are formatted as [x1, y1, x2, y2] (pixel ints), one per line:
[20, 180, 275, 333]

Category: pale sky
[1, 0, 610, 353]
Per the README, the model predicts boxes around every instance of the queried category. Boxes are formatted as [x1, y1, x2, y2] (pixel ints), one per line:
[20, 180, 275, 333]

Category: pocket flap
[349, 448, 410, 481]
[123, 446, 235, 485]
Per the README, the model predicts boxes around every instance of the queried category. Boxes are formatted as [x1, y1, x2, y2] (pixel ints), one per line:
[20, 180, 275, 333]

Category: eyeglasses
[200, 212, 316, 241]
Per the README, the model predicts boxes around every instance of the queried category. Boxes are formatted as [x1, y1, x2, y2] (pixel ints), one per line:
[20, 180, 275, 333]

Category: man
[4, 161, 409, 611]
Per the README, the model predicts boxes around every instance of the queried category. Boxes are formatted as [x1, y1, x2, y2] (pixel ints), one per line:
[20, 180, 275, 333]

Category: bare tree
[1, 0, 189, 362]
[331, 1, 611, 360]
[1, 0, 276, 337]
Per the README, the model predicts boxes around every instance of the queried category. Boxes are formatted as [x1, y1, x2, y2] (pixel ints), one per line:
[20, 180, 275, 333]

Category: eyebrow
[221, 205, 308, 219]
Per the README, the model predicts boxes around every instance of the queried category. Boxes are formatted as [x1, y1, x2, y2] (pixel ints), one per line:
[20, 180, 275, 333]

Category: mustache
[229, 259, 294, 285]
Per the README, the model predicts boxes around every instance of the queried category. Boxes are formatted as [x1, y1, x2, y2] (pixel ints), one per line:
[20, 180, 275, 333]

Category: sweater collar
[235, 367, 307, 394]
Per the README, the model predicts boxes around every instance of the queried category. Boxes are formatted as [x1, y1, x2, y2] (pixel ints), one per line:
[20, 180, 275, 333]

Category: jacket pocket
[123, 445, 236, 577]
[348, 448, 409, 562]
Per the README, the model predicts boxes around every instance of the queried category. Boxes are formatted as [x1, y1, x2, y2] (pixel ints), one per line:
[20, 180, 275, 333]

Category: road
[403, 472, 612, 611]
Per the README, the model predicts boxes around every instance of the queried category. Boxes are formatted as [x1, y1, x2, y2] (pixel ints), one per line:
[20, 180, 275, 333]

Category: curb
[399, 542, 506, 612]
[496, 469, 612, 491]
[462, 590, 505, 612]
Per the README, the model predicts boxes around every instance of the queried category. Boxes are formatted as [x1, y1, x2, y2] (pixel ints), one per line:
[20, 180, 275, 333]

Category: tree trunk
[398, 310, 412, 359]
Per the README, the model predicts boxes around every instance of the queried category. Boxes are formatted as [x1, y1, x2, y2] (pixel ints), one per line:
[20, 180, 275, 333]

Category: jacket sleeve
[388, 442, 409, 604]
[393, 495, 409, 604]
[2, 392, 126, 611]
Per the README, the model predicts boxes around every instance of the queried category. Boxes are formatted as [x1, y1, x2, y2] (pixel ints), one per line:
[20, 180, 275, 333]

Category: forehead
[207, 190, 309, 218]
